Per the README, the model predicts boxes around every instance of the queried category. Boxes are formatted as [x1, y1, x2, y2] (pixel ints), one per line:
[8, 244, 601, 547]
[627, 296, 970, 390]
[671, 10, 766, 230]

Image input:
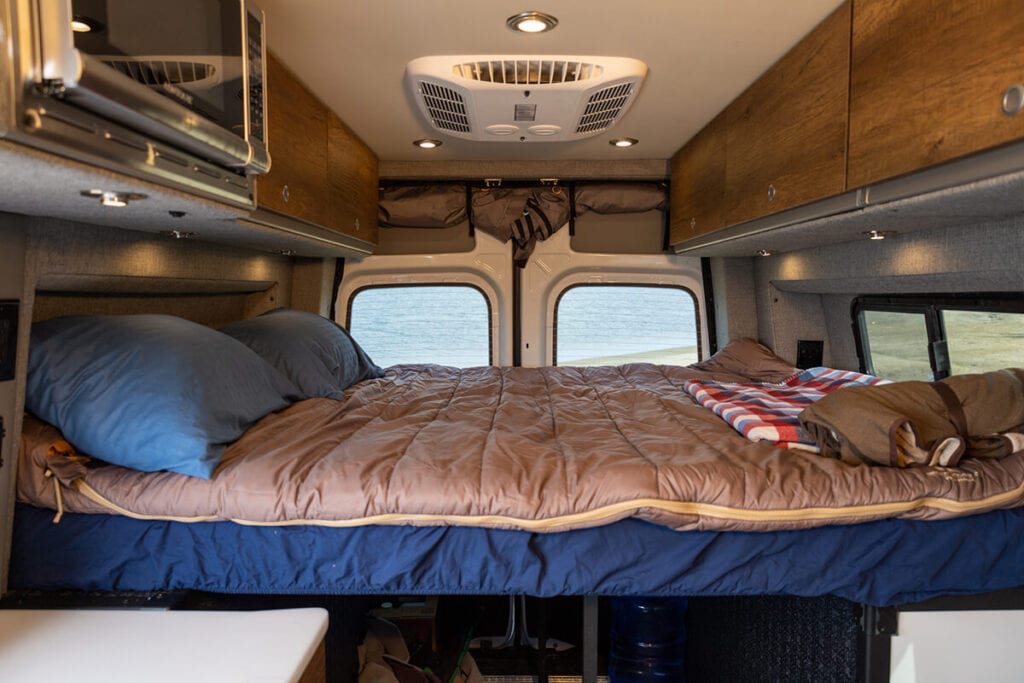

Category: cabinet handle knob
[282, 185, 290, 202]
[767, 184, 776, 201]
[354, 218, 361, 231]
[689, 217, 696, 231]
[1002, 84, 1024, 116]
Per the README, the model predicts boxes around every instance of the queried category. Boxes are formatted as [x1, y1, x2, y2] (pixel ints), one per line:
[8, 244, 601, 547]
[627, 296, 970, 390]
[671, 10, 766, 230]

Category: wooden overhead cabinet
[258, 52, 378, 245]
[669, 113, 727, 244]
[848, 0, 1024, 188]
[259, 52, 331, 228]
[724, 0, 851, 227]
[328, 113, 379, 244]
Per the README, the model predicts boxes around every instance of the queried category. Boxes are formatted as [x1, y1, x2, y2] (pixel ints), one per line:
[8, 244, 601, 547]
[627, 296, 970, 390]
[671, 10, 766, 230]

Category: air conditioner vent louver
[407, 55, 647, 142]
[452, 60, 603, 85]
[103, 59, 216, 86]
[576, 83, 634, 133]
[418, 81, 471, 133]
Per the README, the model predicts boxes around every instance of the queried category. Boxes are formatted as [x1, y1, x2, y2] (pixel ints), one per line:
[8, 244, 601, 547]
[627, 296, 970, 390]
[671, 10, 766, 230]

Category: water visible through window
[555, 285, 698, 366]
[349, 285, 490, 368]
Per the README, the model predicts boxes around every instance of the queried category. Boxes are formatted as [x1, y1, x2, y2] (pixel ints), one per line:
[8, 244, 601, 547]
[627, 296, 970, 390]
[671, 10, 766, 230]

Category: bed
[9, 310, 1024, 608]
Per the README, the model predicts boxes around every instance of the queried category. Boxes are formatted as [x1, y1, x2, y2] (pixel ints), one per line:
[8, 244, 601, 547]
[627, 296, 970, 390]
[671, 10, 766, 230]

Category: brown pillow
[691, 338, 798, 383]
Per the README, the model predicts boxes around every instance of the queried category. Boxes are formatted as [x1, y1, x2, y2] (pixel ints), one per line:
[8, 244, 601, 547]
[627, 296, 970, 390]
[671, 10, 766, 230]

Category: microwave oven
[0, 0, 269, 206]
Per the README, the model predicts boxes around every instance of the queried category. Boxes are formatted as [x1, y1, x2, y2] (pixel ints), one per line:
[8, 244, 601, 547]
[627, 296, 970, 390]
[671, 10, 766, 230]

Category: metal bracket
[539, 178, 560, 186]
[861, 605, 899, 636]
[484, 178, 503, 188]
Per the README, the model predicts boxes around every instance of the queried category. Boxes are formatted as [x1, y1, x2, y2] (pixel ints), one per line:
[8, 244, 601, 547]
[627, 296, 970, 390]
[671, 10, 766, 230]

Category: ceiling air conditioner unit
[406, 55, 648, 142]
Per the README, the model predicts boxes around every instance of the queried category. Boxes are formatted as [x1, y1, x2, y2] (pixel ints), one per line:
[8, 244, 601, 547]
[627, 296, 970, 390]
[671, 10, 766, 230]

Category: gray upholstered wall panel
[754, 218, 1024, 370]
[709, 257, 759, 346]
[764, 219, 1024, 294]
[753, 276, 828, 366]
[822, 293, 859, 370]
[25, 216, 294, 326]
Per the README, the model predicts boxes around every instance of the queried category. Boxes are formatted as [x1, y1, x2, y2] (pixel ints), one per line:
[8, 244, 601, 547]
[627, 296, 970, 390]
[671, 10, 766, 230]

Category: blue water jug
[608, 596, 688, 682]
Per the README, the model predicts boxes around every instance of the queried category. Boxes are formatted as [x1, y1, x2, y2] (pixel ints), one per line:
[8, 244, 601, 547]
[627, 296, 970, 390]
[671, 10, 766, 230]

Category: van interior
[0, 1, 1023, 681]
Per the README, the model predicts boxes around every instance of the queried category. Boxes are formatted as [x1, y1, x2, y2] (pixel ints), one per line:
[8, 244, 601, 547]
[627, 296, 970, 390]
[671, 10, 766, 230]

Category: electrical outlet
[796, 339, 824, 369]
[0, 301, 18, 381]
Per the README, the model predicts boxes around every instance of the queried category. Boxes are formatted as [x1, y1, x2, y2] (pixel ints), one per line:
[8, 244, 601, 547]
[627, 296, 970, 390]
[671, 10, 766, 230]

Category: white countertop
[0, 607, 328, 682]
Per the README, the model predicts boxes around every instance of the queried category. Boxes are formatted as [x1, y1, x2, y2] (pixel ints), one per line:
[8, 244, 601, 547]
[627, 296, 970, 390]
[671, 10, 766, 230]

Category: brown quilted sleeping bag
[800, 368, 1024, 467]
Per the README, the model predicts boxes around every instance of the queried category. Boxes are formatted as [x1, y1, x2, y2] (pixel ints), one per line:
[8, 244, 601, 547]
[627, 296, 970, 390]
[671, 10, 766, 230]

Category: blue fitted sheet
[10, 504, 1024, 606]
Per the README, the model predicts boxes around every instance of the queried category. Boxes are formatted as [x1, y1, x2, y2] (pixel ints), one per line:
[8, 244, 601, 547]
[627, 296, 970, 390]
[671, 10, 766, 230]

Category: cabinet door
[669, 113, 726, 245]
[725, 1, 851, 226]
[848, 0, 1024, 188]
[258, 52, 330, 227]
[328, 113, 379, 244]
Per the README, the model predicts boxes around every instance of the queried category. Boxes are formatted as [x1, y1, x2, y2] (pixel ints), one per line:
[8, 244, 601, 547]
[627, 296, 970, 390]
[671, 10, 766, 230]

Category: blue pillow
[220, 308, 383, 400]
[26, 314, 298, 479]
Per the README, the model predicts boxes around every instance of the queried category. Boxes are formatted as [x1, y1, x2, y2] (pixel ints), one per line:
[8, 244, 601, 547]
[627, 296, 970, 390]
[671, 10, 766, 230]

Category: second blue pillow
[220, 308, 384, 400]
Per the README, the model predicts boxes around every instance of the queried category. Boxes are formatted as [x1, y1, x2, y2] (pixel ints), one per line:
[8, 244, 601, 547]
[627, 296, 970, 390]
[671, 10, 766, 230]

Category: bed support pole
[582, 595, 598, 683]
[858, 604, 897, 683]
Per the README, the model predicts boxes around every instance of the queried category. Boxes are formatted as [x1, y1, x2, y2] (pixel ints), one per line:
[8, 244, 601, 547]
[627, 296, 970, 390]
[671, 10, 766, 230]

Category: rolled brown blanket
[799, 368, 1024, 467]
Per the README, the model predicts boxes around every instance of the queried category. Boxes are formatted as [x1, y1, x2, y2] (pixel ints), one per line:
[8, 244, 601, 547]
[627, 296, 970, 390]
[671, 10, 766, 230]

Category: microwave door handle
[37, 0, 83, 87]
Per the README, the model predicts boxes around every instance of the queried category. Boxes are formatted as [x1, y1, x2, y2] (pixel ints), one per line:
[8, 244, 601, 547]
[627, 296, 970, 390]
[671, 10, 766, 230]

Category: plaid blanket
[682, 367, 889, 451]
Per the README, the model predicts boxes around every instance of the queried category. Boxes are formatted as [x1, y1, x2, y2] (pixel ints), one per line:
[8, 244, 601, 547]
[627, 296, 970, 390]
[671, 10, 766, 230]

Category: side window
[554, 285, 700, 366]
[348, 285, 491, 367]
[854, 294, 1024, 381]
[858, 309, 932, 381]
[944, 310, 1024, 375]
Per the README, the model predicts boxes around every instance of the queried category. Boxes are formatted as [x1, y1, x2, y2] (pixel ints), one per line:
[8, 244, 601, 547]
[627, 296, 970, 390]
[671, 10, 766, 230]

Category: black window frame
[346, 282, 495, 367]
[552, 283, 702, 367]
[852, 292, 1024, 380]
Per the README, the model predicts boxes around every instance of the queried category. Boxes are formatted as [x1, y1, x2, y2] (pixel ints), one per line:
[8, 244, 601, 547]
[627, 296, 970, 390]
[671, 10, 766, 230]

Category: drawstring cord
[44, 469, 64, 524]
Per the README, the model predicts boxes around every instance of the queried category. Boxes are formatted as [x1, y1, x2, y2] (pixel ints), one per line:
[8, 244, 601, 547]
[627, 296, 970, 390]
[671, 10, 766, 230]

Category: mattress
[18, 364, 1024, 532]
[14, 362, 1024, 605]
[11, 503, 1024, 606]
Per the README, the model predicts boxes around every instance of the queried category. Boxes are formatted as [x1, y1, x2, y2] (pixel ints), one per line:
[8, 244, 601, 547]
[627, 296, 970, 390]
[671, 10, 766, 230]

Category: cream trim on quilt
[67, 474, 1024, 530]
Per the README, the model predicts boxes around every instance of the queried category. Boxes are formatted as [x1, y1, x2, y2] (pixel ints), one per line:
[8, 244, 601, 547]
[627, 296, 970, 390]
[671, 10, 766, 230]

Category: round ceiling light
[609, 137, 639, 148]
[413, 138, 443, 149]
[506, 11, 558, 34]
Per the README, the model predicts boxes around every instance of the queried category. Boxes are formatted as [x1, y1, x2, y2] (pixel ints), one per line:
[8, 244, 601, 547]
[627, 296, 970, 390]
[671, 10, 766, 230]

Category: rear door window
[348, 285, 491, 367]
[554, 285, 700, 366]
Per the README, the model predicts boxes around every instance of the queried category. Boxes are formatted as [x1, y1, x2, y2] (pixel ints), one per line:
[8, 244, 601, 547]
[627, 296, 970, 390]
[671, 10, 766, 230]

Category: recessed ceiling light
[80, 189, 147, 207]
[864, 230, 894, 240]
[506, 11, 558, 34]
[610, 137, 638, 148]
[159, 230, 198, 240]
[413, 138, 442, 149]
[71, 16, 103, 33]
[756, 249, 774, 257]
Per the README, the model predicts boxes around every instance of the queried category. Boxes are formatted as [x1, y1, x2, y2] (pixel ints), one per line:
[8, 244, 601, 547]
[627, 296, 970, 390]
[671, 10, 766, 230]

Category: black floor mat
[684, 595, 860, 682]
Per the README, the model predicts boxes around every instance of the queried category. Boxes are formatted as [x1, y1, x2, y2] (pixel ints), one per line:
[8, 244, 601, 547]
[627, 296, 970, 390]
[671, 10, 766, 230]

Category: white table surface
[0, 607, 328, 682]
